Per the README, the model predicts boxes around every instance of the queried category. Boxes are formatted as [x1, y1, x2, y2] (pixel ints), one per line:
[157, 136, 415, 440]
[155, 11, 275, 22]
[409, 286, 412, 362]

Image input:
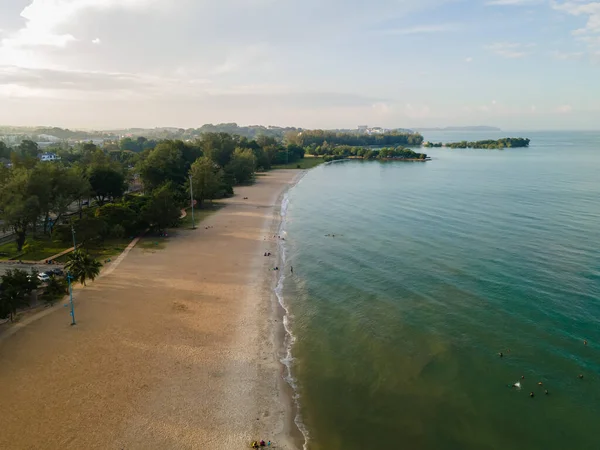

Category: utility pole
[189, 175, 195, 229]
[67, 273, 76, 326]
[71, 224, 76, 250]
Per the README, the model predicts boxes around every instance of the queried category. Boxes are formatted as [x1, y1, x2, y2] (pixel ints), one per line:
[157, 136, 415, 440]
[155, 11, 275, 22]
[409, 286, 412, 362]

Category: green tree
[226, 148, 256, 184]
[11, 140, 40, 169]
[65, 250, 102, 286]
[18, 140, 40, 158]
[95, 203, 138, 235]
[42, 276, 69, 306]
[189, 157, 225, 208]
[0, 170, 40, 251]
[201, 132, 237, 167]
[88, 165, 126, 205]
[138, 141, 187, 191]
[142, 183, 181, 232]
[0, 269, 39, 321]
[0, 141, 12, 159]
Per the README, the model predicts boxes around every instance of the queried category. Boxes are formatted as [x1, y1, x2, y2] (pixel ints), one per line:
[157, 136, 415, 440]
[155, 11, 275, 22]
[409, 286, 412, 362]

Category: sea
[277, 131, 600, 450]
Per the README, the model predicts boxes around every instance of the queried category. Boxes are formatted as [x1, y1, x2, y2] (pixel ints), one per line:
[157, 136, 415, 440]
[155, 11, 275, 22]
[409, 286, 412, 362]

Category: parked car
[49, 268, 64, 276]
[37, 272, 50, 282]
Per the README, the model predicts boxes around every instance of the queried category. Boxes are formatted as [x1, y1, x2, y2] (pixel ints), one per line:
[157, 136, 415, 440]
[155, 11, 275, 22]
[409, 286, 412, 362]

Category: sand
[0, 170, 302, 450]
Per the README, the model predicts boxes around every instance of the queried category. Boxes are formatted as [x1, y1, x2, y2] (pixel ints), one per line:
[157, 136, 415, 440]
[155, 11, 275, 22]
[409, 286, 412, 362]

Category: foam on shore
[275, 179, 310, 450]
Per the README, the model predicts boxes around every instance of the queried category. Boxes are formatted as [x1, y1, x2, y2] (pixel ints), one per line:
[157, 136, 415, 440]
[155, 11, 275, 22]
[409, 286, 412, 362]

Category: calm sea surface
[280, 131, 600, 450]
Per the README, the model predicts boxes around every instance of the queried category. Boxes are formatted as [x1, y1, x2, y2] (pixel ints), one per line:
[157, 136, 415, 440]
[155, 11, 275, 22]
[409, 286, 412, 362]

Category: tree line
[0, 250, 102, 322]
[287, 130, 424, 148]
[304, 144, 427, 161]
[442, 138, 530, 149]
[0, 133, 310, 254]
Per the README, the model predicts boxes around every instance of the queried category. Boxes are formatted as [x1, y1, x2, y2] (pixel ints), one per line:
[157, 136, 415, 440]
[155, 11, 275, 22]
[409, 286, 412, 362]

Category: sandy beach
[0, 170, 301, 450]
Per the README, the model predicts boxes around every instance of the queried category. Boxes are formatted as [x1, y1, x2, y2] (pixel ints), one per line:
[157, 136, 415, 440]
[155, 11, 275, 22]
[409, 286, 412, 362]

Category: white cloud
[553, 1, 600, 34]
[555, 104, 573, 113]
[486, 42, 535, 58]
[550, 50, 584, 60]
[465, 56, 473, 62]
[382, 23, 459, 35]
[372, 102, 392, 114]
[553, 1, 600, 57]
[0, 0, 162, 67]
[404, 103, 431, 118]
[92, 38, 101, 45]
[486, 0, 542, 5]
[492, 100, 497, 105]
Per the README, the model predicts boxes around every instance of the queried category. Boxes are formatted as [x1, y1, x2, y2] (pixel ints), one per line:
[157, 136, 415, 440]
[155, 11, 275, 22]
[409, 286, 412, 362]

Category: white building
[40, 152, 61, 162]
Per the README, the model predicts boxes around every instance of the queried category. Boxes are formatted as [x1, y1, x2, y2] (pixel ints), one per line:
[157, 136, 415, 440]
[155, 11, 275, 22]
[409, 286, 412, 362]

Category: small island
[318, 146, 428, 162]
[424, 138, 530, 149]
[296, 131, 428, 162]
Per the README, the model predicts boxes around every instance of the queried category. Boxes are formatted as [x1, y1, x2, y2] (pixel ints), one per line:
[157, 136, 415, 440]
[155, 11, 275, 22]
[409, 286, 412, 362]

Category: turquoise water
[281, 131, 600, 450]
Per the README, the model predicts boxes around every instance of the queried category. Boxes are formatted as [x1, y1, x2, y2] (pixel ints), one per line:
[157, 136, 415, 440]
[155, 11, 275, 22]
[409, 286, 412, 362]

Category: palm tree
[65, 250, 102, 286]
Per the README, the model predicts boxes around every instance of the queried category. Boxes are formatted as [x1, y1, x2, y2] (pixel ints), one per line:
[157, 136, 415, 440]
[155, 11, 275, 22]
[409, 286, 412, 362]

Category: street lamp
[189, 175, 195, 229]
[71, 224, 77, 249]
[67, 272, 76, 326]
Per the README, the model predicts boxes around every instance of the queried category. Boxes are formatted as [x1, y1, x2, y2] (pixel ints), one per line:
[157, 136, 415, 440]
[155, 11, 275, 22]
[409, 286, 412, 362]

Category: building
[39, 152, 61, 162]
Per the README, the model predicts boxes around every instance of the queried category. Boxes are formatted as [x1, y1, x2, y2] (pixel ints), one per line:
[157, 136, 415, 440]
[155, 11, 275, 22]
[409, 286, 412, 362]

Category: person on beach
[291, 266, 293, 274]
[260, 440, 266, 447]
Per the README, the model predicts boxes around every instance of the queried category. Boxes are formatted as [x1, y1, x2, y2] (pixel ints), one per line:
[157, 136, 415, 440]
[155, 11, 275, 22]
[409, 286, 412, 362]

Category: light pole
[67, 273, 76, 326]
[189, 175, 195, 229]
[71, 224, 76, 250]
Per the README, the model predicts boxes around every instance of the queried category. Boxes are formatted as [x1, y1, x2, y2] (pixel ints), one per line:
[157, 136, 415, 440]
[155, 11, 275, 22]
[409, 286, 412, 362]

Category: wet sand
[0, 170, 301, 450]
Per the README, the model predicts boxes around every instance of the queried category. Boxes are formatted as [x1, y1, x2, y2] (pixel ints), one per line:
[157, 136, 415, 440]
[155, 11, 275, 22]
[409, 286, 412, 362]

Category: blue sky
[0, 0, 598, 130]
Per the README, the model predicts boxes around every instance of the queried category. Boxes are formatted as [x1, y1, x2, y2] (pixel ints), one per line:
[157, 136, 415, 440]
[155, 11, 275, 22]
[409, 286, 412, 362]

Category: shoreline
[270, 171, 310, 450]
[0, 170, 303, 450]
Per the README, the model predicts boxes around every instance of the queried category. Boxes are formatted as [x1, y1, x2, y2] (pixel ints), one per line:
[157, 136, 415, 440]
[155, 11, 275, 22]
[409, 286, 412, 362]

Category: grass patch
[0, 236, 71, 261]
[181, 203, 224, 229]
[87, 238, 132, 261]
[137, 239, 166, 251]
[51, 238, 133, 264]
[272, 157, 324, 170]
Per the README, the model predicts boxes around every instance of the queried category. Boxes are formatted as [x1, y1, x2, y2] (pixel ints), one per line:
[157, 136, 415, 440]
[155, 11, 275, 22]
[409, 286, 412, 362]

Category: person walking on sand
[291, 266, 293, 274]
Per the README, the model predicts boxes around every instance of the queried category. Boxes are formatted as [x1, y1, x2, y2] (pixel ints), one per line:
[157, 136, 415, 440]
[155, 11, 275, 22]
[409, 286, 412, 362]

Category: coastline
[0, 170, 302, 449]
[270, 171, 310, 450]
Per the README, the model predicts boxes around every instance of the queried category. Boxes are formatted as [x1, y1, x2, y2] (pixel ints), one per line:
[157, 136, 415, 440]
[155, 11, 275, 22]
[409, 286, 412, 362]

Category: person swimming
[579, 374, 584, 379]
[530, 392, 535, 398]
[499, 352, 503, 358]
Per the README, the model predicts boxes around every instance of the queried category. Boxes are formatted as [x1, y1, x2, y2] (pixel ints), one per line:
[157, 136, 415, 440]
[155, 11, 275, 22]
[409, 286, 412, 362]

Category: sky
[0, 0, 599, 130]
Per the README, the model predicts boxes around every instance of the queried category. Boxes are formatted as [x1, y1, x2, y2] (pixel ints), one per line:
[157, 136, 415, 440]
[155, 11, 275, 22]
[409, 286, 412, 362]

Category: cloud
[92, 38, 101, 45]
[0, 65, 211, 100]
[486, 0, 542, 5]
[210, 44, 273, 75]
[486, 42, 535, 58]
[553, 1, 600, 57]
[382, 23, 459, 35]
[465, 56, 473, 62]
[553, 1, 600, 34]
[555, 104, 573, 113]
[550, 50, 584, 60]
[0, 0, 166, 67]
[404, 103, 431, 118]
